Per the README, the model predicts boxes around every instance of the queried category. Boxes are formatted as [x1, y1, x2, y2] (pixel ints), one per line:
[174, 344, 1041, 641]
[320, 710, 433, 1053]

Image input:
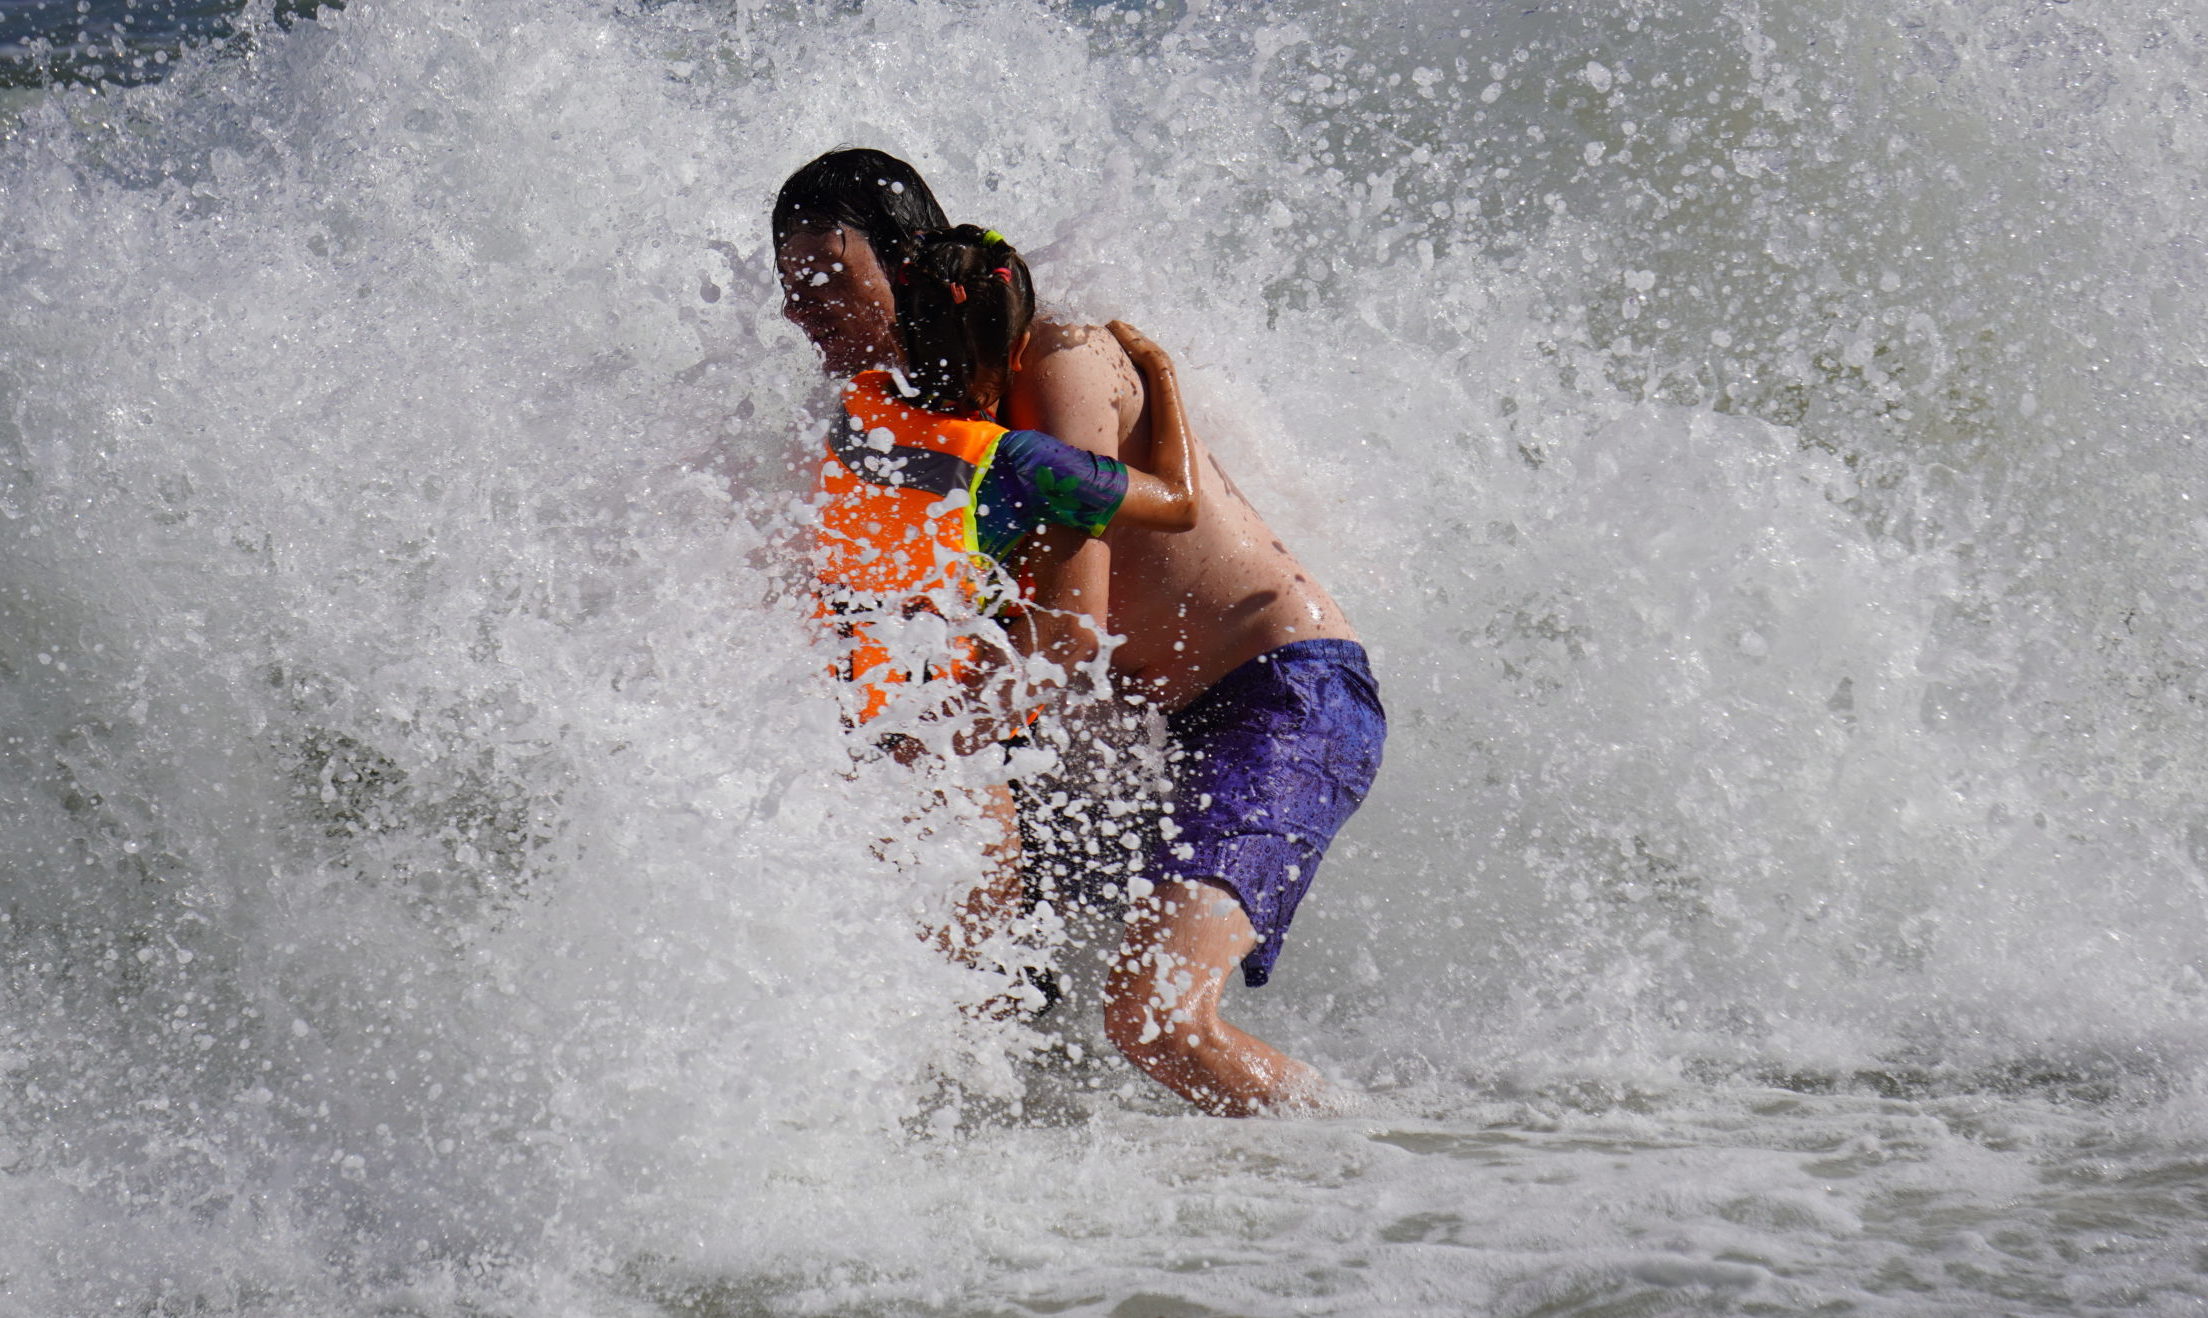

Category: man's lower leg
[1103, 880, 1322, 1116]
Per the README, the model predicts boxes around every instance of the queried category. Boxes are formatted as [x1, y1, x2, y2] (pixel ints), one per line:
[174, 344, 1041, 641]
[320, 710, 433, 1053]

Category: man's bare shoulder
[1009, 317, 1143, 456]
[1023, 317, 1114, 363]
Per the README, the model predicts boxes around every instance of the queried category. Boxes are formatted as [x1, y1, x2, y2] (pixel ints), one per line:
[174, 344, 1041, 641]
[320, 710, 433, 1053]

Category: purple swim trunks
[1153, 639, 1386, 987]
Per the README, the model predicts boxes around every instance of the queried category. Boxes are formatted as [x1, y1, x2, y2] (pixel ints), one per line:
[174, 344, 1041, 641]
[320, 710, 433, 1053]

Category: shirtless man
[774, 149, 1386, 1116]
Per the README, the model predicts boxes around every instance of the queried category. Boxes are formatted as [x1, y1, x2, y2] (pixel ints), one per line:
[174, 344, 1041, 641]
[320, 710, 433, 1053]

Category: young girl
[816, 224, 1198, 744]
[813, 225, 1199, 992]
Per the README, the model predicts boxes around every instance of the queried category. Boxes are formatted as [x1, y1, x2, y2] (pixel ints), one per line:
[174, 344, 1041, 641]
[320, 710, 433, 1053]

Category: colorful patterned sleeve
[972, 429, 1130, 563]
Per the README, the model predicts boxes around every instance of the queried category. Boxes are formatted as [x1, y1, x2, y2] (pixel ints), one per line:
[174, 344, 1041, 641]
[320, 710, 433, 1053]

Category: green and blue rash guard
[971, 428, 1130, 565]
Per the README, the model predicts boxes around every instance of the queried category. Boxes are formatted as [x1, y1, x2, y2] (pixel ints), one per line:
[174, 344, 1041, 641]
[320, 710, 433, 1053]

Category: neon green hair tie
[982, 229, 1006, 246]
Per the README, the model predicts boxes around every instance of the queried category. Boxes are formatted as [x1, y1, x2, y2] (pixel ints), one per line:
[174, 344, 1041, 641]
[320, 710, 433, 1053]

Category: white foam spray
[3, 0, 2206, 1311]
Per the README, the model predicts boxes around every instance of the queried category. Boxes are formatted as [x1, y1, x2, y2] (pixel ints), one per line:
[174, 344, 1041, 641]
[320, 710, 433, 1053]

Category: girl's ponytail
[892, 225, 1035, 415]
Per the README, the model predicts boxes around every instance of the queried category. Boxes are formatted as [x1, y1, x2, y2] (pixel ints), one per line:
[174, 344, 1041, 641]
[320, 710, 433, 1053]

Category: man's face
[777, 226, 898, 377]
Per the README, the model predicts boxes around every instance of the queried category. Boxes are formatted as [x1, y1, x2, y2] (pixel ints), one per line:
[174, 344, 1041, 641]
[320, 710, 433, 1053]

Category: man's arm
[1006, 524, 1111, 683]
[946, 525, 1110, 758]
[996, 324, 1135, 704]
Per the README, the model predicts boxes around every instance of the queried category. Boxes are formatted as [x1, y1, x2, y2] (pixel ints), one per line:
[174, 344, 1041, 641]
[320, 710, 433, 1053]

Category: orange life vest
[816, 371, 1009, 724]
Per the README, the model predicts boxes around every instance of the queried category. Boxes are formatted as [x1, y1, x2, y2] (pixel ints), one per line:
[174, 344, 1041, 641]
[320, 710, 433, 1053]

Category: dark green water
[1, 0, 333, 86]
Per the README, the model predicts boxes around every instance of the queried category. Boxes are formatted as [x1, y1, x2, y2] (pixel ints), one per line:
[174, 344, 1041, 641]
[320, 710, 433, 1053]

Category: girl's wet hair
[892, 226, 1035, 416]
[772, 147, 949, 255]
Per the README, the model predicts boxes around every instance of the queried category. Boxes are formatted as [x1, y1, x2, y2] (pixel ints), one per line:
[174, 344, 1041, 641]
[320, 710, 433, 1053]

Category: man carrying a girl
[774, 149, 1386, 1118]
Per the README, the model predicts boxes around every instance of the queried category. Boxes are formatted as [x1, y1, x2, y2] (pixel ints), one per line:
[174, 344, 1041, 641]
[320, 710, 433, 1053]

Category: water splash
[3, 0, 2206, 1311]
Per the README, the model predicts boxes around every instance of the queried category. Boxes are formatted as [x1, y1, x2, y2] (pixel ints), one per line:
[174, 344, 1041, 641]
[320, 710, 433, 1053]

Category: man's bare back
[1004, 320, 1357, 711]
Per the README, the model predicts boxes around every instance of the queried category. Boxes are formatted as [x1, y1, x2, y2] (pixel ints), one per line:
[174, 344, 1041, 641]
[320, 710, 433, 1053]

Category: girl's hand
[1107, 320, 1174, 377]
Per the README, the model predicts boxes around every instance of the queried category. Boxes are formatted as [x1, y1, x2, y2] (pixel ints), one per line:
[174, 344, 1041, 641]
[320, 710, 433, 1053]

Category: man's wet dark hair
[772, 147, 950, 257]
[893, 226, 1036, 416]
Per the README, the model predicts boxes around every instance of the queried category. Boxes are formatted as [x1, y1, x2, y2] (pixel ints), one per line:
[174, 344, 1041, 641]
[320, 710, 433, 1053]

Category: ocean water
[3, 0, 2207, 1313]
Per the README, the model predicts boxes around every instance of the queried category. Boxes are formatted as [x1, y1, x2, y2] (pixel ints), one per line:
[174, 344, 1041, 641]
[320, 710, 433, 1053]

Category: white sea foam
[2, 0, 2206, 1312]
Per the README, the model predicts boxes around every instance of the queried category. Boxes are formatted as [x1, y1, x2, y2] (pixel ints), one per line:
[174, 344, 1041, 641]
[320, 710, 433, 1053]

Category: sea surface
[3, 1, 2206, 1314]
